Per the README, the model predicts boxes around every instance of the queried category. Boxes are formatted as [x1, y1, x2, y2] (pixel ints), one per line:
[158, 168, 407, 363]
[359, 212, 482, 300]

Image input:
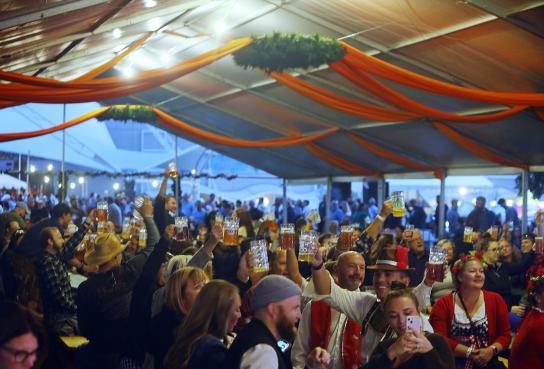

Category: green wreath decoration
[233, 33, 346, 73]
[97, 105, 156, 123]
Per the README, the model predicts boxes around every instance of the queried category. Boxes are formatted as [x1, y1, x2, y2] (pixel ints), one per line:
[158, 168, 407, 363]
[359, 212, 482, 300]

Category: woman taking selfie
[363, 282, 454, 369]
[163, 279, 241, 369]
[430, 253, 510, 369]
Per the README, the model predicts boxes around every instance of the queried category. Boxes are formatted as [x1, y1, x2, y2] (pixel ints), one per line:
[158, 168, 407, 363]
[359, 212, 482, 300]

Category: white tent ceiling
[1, 0, 543, 179]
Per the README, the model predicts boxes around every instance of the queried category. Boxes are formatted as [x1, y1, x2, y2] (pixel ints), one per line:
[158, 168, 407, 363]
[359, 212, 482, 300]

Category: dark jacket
[124, 234, 169, 363]
[149, 306, 185, 369]
[186, 335, 228, 369]
[76, 230, 156, 367]
[227, 318, 291, 369]
[153, 195, 175, 235]
[362, 333, 455, 369]
[484, 251, 534, 308]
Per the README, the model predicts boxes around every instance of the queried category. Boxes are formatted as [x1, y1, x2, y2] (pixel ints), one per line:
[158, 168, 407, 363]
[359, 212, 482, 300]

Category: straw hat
[84, 233, 126, 266]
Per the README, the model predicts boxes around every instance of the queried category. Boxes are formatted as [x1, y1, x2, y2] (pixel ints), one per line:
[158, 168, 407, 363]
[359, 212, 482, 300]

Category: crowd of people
[0, 169, 543, 369]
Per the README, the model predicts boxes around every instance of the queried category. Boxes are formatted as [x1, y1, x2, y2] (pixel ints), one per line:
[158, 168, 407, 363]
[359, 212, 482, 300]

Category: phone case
[406, 315, 422, 332]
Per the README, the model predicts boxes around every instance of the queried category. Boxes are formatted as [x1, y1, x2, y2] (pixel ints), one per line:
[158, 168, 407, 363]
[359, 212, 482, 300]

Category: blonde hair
[165, 267, 208, 316]
[436, 239, 454, 251]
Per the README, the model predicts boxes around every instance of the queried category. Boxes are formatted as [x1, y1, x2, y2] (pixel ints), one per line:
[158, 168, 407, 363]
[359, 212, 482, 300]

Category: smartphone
[406, 315, 422, 333]
[277, 339, 290, 353]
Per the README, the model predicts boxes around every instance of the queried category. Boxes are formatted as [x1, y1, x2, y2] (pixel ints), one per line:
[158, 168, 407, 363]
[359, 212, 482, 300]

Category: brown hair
[39, 227, 58, 249]
[383, 281, 419, 311]
[165, 267, 208, 316]
[164, 280, 239, 369]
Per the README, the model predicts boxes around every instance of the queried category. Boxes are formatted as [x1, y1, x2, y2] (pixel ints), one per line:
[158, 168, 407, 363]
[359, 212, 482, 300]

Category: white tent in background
[0, 174, 27, 190]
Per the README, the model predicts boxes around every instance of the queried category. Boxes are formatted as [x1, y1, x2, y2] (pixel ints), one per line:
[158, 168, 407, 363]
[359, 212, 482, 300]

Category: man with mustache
[306, 235, 438, 364]
[292, 251, 365, 369]
[227, 275, 330, 369]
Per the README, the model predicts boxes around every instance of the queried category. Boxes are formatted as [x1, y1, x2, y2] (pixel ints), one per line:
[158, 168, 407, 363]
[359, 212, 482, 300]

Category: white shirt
[303, 275, 433, 364]
[292, 302, 348, 369]
[240, 344, 278, 369]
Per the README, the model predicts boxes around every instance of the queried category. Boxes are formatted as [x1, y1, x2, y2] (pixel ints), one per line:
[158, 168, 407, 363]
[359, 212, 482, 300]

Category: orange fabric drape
[0, 107, 110, 142]
[432, 121, 528, 170]
[304, 143, 380, 176]
[270, 71, 418, 122]
[0, 105, 339, 147]
[154, 108, 339, 147]
[332, 60, 528, 123]
[346, 132, 442, 177]
[0, 38, 252, 104]
[341, 42, 544, 107]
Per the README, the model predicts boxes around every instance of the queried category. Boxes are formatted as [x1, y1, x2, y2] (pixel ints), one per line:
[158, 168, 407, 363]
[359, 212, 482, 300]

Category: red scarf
[310, 300, 362, 369]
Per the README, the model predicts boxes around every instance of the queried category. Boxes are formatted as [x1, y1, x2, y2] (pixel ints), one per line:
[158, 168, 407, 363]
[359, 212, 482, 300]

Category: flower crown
[528, 273, 544, 291]
[451, 251, 486, 275]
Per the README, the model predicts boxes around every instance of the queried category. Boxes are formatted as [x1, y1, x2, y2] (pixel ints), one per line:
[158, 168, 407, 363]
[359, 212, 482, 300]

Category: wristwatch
[490, 345, 498, 356]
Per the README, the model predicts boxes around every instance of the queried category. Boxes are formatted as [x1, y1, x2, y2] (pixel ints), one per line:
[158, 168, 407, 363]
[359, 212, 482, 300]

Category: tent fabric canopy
[0, 0, 543, 179]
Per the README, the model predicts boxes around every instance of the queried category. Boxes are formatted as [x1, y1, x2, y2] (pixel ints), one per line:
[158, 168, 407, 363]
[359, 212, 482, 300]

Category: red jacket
[510, 309, 544, 369]
[429, 290, 511, 351]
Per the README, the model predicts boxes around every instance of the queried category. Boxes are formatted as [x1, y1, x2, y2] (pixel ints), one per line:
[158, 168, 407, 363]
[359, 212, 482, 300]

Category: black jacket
[148, 306, 185, 369]
[484, 251, 534, 308]
[227, 318, 291, 369]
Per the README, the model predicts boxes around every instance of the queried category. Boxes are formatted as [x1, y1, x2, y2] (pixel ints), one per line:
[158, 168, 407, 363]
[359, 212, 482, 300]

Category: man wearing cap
[36, 209, 95, 336]
[18, 202, 73, 258]
[227, 275, 330, 369]
[0, 201, 28, 240]
[306, 234, 438, 364]
[154, 167, 178, 234]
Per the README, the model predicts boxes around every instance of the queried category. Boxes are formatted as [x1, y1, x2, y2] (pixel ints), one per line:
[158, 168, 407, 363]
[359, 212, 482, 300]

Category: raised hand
[164, 224, 176, 240]
[379, 199, 393, 219]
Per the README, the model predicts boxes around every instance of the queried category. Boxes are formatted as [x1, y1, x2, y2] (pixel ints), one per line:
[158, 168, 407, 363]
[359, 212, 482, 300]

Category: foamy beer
[339, 225, 354, 249]
[463, 226, 474, 243]
[139, 228, 147, 248]
[280, 224, 295, 250]
[167, 162, 178, 178]
[250, 240, 269, 273]
[427, 246, 448, 282]
[391, 191, 405, 217]
[175, 216, 189, 241]
[534, 237, 543, 254]
[489, 226, 498, 240]
[223, 218, 239, 246]
[121, 218, 131, 240]
[96, 201, 108, 233]
[97, 201, 108, 223]
[299, 230, 318, 263]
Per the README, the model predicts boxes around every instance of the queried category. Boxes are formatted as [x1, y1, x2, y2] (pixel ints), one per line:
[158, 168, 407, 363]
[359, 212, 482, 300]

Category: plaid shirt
[37, 222, 90, 319]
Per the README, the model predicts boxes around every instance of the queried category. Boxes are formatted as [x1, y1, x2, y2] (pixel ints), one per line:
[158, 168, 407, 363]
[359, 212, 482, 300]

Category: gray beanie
[251, 275, 301, 311]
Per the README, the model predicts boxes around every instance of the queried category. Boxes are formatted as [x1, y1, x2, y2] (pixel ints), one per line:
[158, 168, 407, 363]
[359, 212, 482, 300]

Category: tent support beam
[61, 104, 66, 202]
[438, 174, 446, 239]
[521, 169, 528, 234]
[377, 178, 385, 208]
[283, 179, 288, 225]
[325, 176, 332, 232]
[175, 135, 179, 212]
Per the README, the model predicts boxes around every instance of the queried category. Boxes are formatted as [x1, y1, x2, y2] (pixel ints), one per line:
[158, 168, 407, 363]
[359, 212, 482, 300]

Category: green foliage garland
[97, 105, 156, 123]
[233, 33, 346, 73]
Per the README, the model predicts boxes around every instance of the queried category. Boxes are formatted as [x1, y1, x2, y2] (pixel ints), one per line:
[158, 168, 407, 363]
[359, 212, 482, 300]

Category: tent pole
[61, 104, 66, 202]
[521, 169, 529, 234]
[175, 135, 179, 214]
[26, 152, 30, 192]
[438, 173, 446, 239]
[377, 178, 385, 207]
[325, 176, 332, 232]
[18, 154, 21, 181]
[282, 178, 288, 225]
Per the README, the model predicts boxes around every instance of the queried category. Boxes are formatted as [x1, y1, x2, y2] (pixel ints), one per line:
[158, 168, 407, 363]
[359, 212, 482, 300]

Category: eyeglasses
[0, 345, 38, 362]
